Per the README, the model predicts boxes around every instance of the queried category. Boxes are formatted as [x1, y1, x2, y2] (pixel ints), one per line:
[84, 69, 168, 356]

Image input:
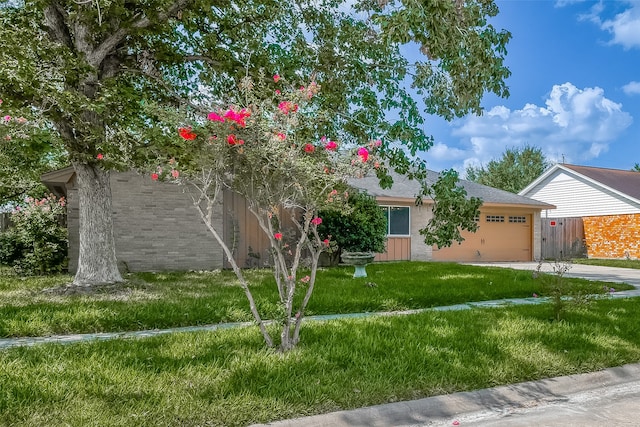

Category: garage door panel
[433, 212, 532, 262]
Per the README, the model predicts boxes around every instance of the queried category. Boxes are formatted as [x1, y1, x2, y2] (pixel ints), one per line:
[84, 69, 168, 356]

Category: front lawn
[573, 258, 640, 270]
[1, 298, 640, 426]
[1, 262, 631, 337]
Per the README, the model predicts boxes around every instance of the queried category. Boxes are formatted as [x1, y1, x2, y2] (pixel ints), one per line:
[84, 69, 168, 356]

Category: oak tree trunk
[72, 162, 123, 286]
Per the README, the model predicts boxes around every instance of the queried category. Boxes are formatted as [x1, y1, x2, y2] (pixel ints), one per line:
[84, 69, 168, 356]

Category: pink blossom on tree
[325, 140, 338, 151]
[178, 127, 196, 140]
[357, 147, 369, 162]
[207, 112, 224, 122]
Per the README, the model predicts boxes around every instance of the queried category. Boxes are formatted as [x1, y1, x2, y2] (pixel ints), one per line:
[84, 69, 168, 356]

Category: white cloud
[622, 81, 640, 96]
[578, 2, 605, 26]
[581, 2, 640, 49]
[438, 82, 633, 172]
[555, 0, 589, 7]
[428, 142, 467, 162]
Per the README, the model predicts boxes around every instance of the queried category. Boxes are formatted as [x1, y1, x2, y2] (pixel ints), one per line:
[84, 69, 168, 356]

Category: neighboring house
[43, 167, 553, 273]
[519, 164, 640, 260]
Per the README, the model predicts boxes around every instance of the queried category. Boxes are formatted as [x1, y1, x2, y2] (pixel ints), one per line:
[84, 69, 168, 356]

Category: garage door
[432, 210, 532, 262]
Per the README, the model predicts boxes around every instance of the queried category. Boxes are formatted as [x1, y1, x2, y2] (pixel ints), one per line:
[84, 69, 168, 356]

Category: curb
[252, 363, 640, 427]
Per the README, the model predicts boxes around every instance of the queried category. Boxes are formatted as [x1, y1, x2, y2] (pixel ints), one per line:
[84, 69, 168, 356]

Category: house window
[381, 206, 410, 236]
[486, 215, 505, 223]
[509, 216, 527, 223]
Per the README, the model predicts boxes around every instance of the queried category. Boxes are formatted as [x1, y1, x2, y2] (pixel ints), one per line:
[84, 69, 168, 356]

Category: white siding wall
[525, 171, 640, 218]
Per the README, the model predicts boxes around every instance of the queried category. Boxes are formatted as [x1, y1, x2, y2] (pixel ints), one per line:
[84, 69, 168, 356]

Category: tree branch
[183, 55, 223, 68]
[86, 0, 194, 67]
[43, 2, 73, 49]
[123, 66, 210, 115]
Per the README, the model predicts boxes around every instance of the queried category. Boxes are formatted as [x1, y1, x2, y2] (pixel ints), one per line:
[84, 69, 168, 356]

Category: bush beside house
[317, 191, 387, 265]
[0, 195, 68, 275]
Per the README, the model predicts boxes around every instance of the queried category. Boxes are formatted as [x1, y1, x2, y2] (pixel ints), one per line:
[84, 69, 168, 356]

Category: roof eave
[518, 163, 565, 196]
[481, 201, 556, 210]
[41, 166, 75, 185]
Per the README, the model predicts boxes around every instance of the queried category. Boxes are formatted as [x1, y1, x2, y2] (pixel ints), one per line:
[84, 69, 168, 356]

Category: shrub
[317, 191, 387, 263]
[3, 195, 68, 275]
[0, 231, 23, 266]
[534, 259, 608, 321]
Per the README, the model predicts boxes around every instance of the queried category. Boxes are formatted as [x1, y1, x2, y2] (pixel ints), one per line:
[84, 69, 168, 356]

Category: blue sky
[421, 0, 640, 175]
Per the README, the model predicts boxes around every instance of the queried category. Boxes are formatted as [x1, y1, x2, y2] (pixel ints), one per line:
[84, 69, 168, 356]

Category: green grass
[573, 258, 640, 269]
[1, 262, 631, 338]
[1, 298, 640, 426]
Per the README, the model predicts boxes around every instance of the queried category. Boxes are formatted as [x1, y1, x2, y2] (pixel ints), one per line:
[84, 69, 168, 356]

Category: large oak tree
[0, 0, 510, 285]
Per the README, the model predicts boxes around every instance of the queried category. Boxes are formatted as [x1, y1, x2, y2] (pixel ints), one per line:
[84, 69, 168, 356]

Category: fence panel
[541, 217, 586, 260]
[0, 213, 10, 232]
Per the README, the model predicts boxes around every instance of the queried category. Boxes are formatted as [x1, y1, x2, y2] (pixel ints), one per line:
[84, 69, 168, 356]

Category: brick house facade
[43, 168, 225, 272]
[583, 214, 640, 259]
[44, 167, 552, 272]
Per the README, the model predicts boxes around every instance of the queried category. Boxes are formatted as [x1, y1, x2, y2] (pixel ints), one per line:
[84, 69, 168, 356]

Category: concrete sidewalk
[253, 363, 640, 426]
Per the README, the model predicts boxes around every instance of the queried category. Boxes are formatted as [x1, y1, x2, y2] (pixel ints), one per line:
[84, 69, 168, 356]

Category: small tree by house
[151, 76, 381, 351]
[465, 145, 550, 194]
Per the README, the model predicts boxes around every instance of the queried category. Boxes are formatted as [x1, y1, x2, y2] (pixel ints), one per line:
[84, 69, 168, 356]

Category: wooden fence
[540, 217, 587, 260]
[0, 213, 10, 232]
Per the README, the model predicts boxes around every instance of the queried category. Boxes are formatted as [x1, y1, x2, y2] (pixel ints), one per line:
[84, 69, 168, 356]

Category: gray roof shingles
[349, 170, 554, 208]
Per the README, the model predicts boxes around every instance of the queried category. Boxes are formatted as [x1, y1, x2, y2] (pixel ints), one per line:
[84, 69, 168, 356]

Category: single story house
[352, 171, 554, 263]
[519, 164, 640, 260]
[43, 167, 553, 273]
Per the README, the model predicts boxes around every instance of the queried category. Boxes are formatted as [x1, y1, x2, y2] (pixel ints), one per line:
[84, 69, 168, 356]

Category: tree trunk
[72, 162, 123, 286]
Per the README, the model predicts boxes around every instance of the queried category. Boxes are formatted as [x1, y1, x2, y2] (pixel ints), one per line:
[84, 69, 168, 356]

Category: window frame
[380, 205, 411, 237]
[485, 215, 505, 223]
[509, 215, 527, 223]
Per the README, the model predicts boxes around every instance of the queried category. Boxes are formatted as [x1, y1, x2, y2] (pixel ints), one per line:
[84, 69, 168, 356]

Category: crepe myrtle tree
[151, 76, 382, 351]
[0, 1, 511, 287]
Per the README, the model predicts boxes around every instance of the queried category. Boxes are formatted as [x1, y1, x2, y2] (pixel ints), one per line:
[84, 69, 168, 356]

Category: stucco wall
[583, 214, 640, 259]
[68, 171, 224, 273]
[410, 203, 433, 261]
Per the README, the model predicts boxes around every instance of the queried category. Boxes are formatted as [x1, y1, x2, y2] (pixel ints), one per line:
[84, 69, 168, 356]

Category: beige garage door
[432, 210, 532, 262]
